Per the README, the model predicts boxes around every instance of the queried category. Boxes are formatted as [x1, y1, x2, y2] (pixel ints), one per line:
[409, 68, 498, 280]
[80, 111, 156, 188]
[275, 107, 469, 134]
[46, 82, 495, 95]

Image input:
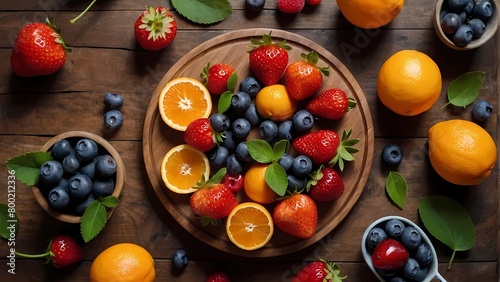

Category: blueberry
[104, 93, 124, 109]
[235, 142, 252, 162]
[226, 154, 243, 175]
[277, 120, 294, 143]
[104, 109, 124, 131]
[385, 219, 405, 237]
[472, 99, 493, 121]
[414, 267, 429, 282]
[469, 18, 486, 38]
[259, 120, 278, 143]
[58, 177, 70, 191]
[243, 103, 261, 126]
[453, 24, 474, 46]
[286, 174, 307, 193]
[440, 13, 462, 34]
[51, 139, 72, 160]
[75, 193, 95, 215]
[208, 146, 230, 168]
[382, 144, 404, 166]
[95, 155, 117, 178]
[292, 110, 314, 133]
[389, 277, 407, 282]
[92, 177, 115, 198]
[440, 8, 449, 21]
[464, 0, 474, 14]
[403, 258, 420, 280]
[69, 173, 93, 199]
[473, 0, 494, 21]
[47, 186, 70, 209]
[448, 0, 469, 12]
[62, 155, 80, 174]
[291, 155, 313, 177]
[366, 227, 388, 249]
[39, 160, 64, 185]
[401, 226, 422, 250]
[459, 11, 467, 22]
[209, 113, 230, 133]
[278, 154, 294, 171]
[79, 161, 96, 179]
[172, 249, 188, 269]
[231, 92, 252, 113]
[415, 243, 433, 267]
[239, 76, 262, 97]
[75, 138, 98, 162]
[231, 118, 252, 139]
[221, 131, 237, 152]
[376, 268, 398, 277]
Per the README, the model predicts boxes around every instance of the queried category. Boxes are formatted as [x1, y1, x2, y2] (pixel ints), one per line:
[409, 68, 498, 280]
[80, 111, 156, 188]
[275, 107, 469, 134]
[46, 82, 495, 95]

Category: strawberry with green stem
[134, 6, 177, 51]
[292, 259, 347, 282]
[307, 166, 344, 202]
[201, 62, 238, 95]
[306, 88, 357, 120]
[285, 50, 330, 101]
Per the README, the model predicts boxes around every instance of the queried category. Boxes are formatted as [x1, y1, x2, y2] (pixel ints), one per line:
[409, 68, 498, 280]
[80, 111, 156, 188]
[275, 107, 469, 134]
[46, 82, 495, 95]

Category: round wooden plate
[143, 28, 374, 257]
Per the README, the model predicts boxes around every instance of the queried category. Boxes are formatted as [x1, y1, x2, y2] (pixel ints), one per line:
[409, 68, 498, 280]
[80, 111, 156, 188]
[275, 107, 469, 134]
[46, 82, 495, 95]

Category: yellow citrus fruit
[255, 84, 297, 121]
[161, 144, 210, 194]
[90, 243, 155, 282]
[337, 0, 404, 29]
[244, 163, 278, 204]
[226, 202, 274, 250]
[377, 50, 442, 116]
[428, 119, 497, 186]
[158, 77, 212, 131]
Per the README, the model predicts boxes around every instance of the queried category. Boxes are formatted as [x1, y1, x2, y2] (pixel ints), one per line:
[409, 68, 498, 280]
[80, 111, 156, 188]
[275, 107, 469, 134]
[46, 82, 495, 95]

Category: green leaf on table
[247, 139, 274, 163]
[441, 71, 485, 109]
[101, 196, 120, 208]
[6, 152, 53, 186]
[418, 195, 476, 270]
[218, 91, 233, 113]
[265, 163, 287, 196]
[171, 0, 232, 25]
[80, 200, 108, 243]
[386, 171, 407, 209]
[0, 203, 19, 240]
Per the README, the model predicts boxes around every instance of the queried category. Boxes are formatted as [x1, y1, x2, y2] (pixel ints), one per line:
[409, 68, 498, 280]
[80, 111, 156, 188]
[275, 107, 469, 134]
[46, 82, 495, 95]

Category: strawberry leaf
[6, 152, 53, 186]
[80, 200, 107, 243]
[329, 129, 360, 171]
[227, 72, 238, 92]
[207, 168, 227, 185]
[101, 196, 120, 208]
[247, 139, 274, 163]
[218, 91, 233, 113]
[0, 203, 19, 240]
[171, 0, 232, 25]
[265, 163, 287, 196]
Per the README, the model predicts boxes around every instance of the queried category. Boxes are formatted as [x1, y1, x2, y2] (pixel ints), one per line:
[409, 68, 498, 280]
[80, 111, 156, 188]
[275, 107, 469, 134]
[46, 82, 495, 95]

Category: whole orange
[337, 0, 404, 29]
[244, 163, 278, 204]
[255, 84, 297, 121]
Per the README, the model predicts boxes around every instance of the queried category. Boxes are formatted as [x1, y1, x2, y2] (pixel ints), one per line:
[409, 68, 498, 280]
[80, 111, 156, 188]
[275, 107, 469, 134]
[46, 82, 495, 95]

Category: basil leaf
[80, 200, 108, 243]
[272, 139, 288, 161]
[247, 139, 274, 163]
[0, 203, 19, 240]
[265, 163, 287, 196]
[6, 152, 53, 186]
[100, 196, 120, 208]
[227, 72, 238, 92]
[171, 0, 232, 25]
[386, 171, 407, 209]
[218, 91, 233, 113]
[442, 71, 485, 108]
[418, 195, 476, 270]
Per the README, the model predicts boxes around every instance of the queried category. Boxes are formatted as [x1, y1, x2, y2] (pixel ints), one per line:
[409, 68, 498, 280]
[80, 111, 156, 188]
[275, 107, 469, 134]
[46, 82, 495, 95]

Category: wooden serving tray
[143, 29, 374, 257]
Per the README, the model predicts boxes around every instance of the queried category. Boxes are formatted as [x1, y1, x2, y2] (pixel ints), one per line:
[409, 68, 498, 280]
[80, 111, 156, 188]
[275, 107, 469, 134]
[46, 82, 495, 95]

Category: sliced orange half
[160, 144, 209, 194]
[158, 77, 212, 131]
[226, 202, 274, 251]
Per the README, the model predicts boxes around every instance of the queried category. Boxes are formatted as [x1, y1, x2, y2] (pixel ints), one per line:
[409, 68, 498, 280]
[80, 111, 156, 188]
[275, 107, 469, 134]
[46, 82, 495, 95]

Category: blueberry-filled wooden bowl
[33, 131, 125, 224]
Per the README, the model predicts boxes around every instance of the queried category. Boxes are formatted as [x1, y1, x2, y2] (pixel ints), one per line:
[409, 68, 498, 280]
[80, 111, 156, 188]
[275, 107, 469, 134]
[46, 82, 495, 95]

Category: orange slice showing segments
[160, 144, 209, 194]
[226, 202, 274, 250]
[158, 77, 212, 131]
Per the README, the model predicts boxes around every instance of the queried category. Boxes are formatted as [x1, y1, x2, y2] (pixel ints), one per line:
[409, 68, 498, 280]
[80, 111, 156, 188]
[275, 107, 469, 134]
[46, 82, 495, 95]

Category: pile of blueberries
[103, 93, 124, 132]
[206, 77, 318, 192]
[440, 0, 496, 47]
[366, 218, 434, 282]
[38, 137, 118, 215]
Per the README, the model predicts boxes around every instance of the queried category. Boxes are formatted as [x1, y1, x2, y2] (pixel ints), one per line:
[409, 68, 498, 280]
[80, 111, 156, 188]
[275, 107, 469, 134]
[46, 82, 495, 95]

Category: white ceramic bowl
[361, 216, 446, 282]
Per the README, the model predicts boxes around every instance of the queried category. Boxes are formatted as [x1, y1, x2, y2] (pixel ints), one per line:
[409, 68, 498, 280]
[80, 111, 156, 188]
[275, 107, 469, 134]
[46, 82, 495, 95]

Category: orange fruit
[158, 77, 212, 131]
[161, 144, 210, 194]
[377, 50, 442, 116]
[337, 0, 404, 29]
[255, 84, 297, 121]
[226, 202, 274, 250]
[428, 119, 497, 186]
[90, 243, 155, 282]
[244, 163, 278, 204]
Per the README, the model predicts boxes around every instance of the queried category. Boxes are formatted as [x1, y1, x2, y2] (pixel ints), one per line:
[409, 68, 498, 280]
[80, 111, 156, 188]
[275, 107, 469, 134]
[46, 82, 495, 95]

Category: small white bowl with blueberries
[33, 131, 125, 223]
[434, 0, 498, 50]
[361, 216, 446, 282]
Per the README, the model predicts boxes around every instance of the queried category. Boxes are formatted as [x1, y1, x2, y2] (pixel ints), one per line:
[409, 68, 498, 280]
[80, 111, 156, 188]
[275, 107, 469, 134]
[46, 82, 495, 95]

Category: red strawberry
[15, 234, 84, 268]
[305, 0, 322, 5]
[285, 51, 329, 101]
[190, 169, 238, 225]
[372, 239, 409, 270]
[272, 194, 318, 239]
[184, 118, 223, 152]
[221, 173, 244, 194]
[206, 271, 231, 282]
[134, 6, 177, 51]
[277, 0, 306, 13]
[10, 18, 68, 77]
[306, 88, 357, 120]
[308, 167, 344, 202]
[292, 259, 346, 282]
[201, 62, 237, 95]
[248, 32, 291, 86]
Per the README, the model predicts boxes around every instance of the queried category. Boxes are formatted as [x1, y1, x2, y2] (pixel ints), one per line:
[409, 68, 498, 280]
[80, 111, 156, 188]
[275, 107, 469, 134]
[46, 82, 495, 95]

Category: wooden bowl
[434, 0, 499, 50]
[33, 131, 125, 223]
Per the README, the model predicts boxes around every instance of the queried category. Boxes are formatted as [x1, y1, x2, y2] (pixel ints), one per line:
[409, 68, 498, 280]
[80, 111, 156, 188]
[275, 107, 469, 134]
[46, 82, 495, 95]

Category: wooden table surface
[0, 1, 498, 281]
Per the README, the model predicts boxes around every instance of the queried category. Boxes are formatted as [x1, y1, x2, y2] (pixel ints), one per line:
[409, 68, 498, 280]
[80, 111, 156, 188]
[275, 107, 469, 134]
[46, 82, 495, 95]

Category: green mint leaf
[442, 71, 485, 109]
[272, 140, 288, 161]
[418, 195, 476, 270]
[101, 196, 120, 208]
[385, 171, 407, 209]
[227, 72, 238, 92]
[81, 200, 107, 243]
[6, 152, 53, 186]
[171, 0, 232, 25]
[218, 91, 233, 113]
[207, 168, 227, 185]
[247, 139, 274, 163]
[265, 163, 287, 196]
[0, 203, 19, 240]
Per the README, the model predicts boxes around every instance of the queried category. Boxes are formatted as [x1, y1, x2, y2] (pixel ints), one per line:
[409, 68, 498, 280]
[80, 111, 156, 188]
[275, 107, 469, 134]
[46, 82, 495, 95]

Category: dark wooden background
[0, 0, 498, 281]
